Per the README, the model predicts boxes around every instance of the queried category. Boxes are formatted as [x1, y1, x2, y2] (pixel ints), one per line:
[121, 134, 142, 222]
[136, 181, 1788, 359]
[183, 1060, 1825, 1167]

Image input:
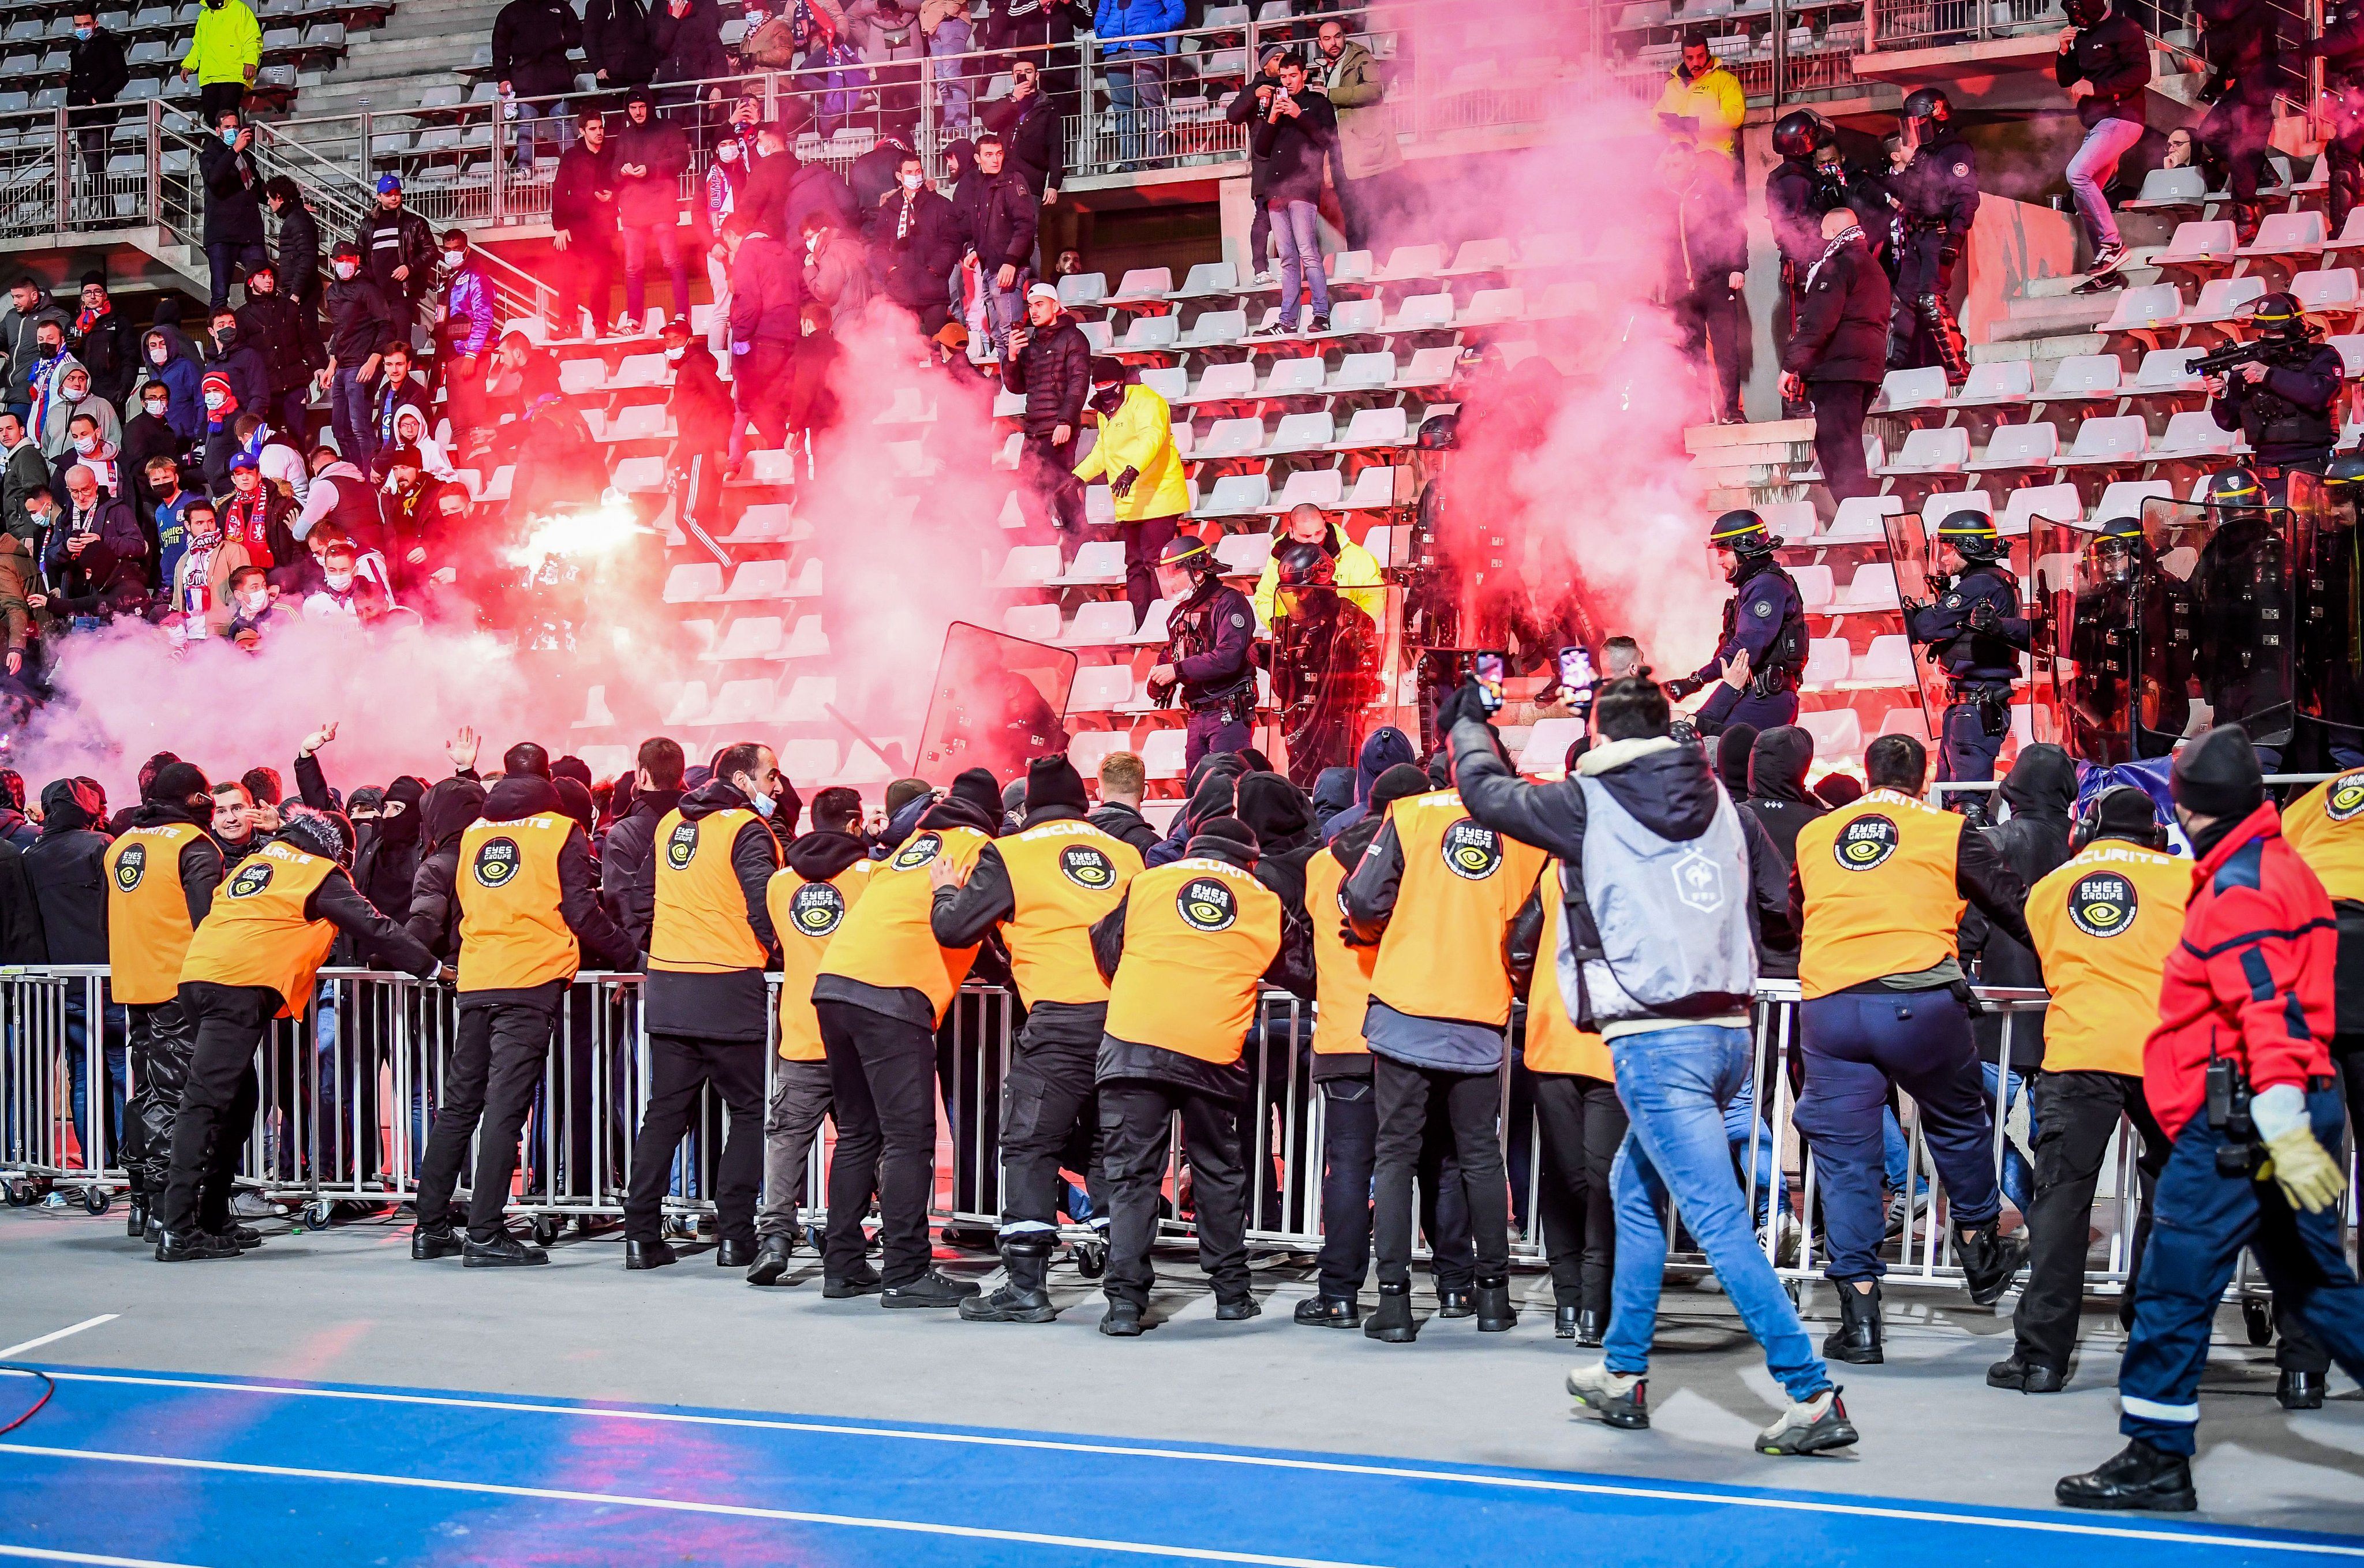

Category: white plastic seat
[1050, 540, 1126, 585]
[2237, 210, 2326, 259]
[1789, 564, 1835, 611]
[1064, 728, 1135, 779]
[772, 675, 835, 723]
[1873, 366, 1948, 412]
[2153, 219, 2238, 266]
[1873, 705, 1931, 741]
[719, 559, 795, 601]
[1395, 345, 1461, 387]
[1816, 493, 1902, 544]
[2328, 333, 2364, 376]
[1800, 637, 1851, 689]
[2124, 167, 2206, 208]
[1966, 423, 2058, 473]
[2134, 346, 2206, 394]
[663, 563, 724, 603]
[557, 358, 606, 394]
[2291, 267, 2361, 315]
[1759, 500, 1818, 545]
[608, 454, 666, 493]
[1068, 666, 1137, 712]
[779, 615, 829, 660]
[1189, 361, 1258, 402]
[1853, 635, 1916, 687]
[1214, 530, 1273, 577]
[2089, 480, 2172, 529]
[2101, 283, 2185, 334]
[1947, 361, 2032, 410]
[1877, 427, 1970, 474]
[1517, 717, 1589, 773]
[1176, 261, 1239, 298]
[1139, 365, 1189, 403]
[612, 351, 668, 387]
[1140, 728, 1188, 779]
[1330, 351, 1396, 390]
[2152, 410, 2238, 459]
[993, 544, 1062, 587]
[1199, 474, 1271, 515]
[2041, 354, 2122, 401]
[1269, 469, 1344, 511]
[1058, 272, 1108, 309]
[1110, 267, 1174, 302]
[1323, 298, 1387, 336]
[1375, 243, 1446, 280]
[1117, 313, 1180, 351]
[704, 616, 784, 661]
[1077, 320, 1114, 353]
[1342, 466, 1400, 508]
[1001, 602, 1063, 641]
[1456, 287, 1523, 325]
[1179, 309, 1247, 349]
[1263, 356, 1327, 396]
[1061, 600, 1138, 645]
[2056, 414, 2149, 466]
[1131, 600, 1174, 644]
[1334, 406, 1409, 448]
[662, 680, 713, 727]
[1922, 489, 1993, 529]
[1797, 708, 1862, 759]
[777, 740, 837, 781]
[1385, 291, 1456, 331]
[1832, 564, 1900, 612]
[1999, 483, 2084, 537]
[2184, 275, 2266, 325]
[1198, 417, 1266, 458]
[604, 402, 671, 441]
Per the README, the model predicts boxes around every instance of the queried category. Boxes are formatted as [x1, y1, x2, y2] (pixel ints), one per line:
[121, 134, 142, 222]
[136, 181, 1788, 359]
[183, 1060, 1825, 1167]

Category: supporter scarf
[74, 302, 108, 336]
[1802, 224, 1863, 293]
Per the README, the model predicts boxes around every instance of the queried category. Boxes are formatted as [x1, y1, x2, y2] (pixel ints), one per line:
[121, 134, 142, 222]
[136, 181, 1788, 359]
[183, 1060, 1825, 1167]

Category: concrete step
[368, 0, 504, 40]
[1969, 331, 2107, 366]
[2016, 259, 2164, 300]
[1684, 417, 1812, 455]
[1995, 289, 2122, 337]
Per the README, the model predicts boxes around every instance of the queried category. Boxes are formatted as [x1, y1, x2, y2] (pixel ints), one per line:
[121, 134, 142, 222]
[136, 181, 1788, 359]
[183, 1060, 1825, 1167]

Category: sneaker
[1250, 270, 1273, 287]
[1305, 313, 1329, 335]
[1883, 1188, 1928, 1238]
[1566, 1363, 1649, 1430]
[2089, 241, 2127, 275]
[822, 1264, 884, 1298]
[880, 1270, 981, 1308]
[1756, 1387, 1859, 1455]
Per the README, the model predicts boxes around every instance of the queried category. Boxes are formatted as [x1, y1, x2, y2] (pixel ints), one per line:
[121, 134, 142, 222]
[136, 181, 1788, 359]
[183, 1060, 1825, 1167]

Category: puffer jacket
[999, 316, 1090, 436]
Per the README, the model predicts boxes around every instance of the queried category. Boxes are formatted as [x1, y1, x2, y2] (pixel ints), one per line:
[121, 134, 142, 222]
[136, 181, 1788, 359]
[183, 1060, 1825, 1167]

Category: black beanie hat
[2088, 784, 2164, 844]
[1370, 762, 1431, 815]
[1188, 814, 1259, 859]
[947, 766, 1003, 821]
[1026, 755, 1090, 815]
[2170, 724, 2264, 821]
[278, 809, 350, 866]
[145, 760, 211, 803]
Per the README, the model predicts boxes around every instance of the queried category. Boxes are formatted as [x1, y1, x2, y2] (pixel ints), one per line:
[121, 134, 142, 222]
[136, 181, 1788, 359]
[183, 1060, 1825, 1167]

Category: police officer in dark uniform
[1902, 511, 2029, 797]
[2205, 293, 2344, 491]
[1146, 531, 1259, 769]
[1767, 108, 1837, 416]
[1882, 87, 1978, 382]
[2310, 0, 2364, 237]
[2303, 455, 2364, 768]
[2191, 466, 2301, 772]
[1666, 510, 1808, 731]
[1269, 539, 1382, 787]
[2064, 514, 2193, 763]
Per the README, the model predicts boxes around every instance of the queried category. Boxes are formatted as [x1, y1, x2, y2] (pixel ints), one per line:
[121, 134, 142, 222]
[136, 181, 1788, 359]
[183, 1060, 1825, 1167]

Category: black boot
[1575, 1307, 1607, 1347]
[716, 1238, 755, 1268]
[624, 1239, 678, 1271]
[1474, 1276, 1516, 1332]
[823, 1263, 884, 1298]
[1214, 1294, 1261, 1322]
[125, 1197, 148, 1240]
[1363, 1281, 1417, 1343]
[412, 1222, 465, 1260]
[1822, 1281, 1883, 1364]
[1294, 1294, 1360, 1327]
[1959, 1221, 2026, 1307]
[2056, 1439, 2197, 1511]
[207, 1223, 263, 1252]
[1986, 1353, 2064, 1393]
[1554, 1305, 1579, 1340]
[2279, 1369, 2327, 1410]
[153, 1227, 236, 1262]
[1437, 1286, 1475, 1319]
[745, 1235, 795, 1286]
[962, 1238, 1056, 1323]
[463, 1230, 549, 1267]
[1099, 1298, 1146, 1337]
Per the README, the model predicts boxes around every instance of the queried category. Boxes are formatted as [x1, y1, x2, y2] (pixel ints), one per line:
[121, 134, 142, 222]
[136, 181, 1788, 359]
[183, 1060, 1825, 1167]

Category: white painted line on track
[0, 1318, 118, 1361]
[32, 1370, 2364, 1557]
[0, 1546, 204, 1568]
[0, 1444, 1379, 1568]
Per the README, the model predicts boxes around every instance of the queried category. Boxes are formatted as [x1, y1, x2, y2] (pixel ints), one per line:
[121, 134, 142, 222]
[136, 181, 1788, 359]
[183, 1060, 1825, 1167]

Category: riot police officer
[2191, 466, 2299, 770]
[1902, 511, 2028, 796]
[1667, 510, 1809, 730]
[2205, 293, 2344, 484]
[2062, 514, 2193, 762]
[1269, 539, 1382, 787]
[1883, 87, 1979, 382]
[1146, 531, 1260, 768]
[1768, 108, 1838, 416]
[2303, 455, 2364, 768]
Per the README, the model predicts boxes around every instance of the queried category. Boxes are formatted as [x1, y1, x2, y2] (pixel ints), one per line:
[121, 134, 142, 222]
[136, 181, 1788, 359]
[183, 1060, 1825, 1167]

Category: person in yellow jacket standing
[1251, 503, 1385, 629]
[109, 762, 224, 1245]
[1073, 357, 1189, 623]
[627, 743, 785, 1273]
[812, 766, 1004, 1307]
[411, 748, 638, 1269]
[1090, 814, 1302, 1335]
[746, 789, 872, 1286]
[1989, 785, 2182, 1394]
[1342, 776, 1547, 1342]
[928, 755, 1143, 1322]
[181, 0, 261, 122]
[155, 810, 436, 1262]
[1654, 33, 1745, 163]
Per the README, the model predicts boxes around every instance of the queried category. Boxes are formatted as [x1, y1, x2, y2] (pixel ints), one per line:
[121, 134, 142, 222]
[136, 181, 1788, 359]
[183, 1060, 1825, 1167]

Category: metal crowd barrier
[2, 964, 2191, 1301]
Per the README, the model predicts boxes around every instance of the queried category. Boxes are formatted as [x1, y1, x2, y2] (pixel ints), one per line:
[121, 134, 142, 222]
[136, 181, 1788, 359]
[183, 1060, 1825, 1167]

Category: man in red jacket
[2058, 727, 2364, 1513]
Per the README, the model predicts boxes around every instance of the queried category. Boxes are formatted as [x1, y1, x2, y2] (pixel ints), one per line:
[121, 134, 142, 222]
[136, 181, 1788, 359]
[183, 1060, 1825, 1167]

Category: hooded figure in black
[1714, 721, 1759, 804]
[1743, 724, 1826, 866]
[1143, 750, 1249, 868]
[1320, 724, 1417, 843]
[25, 778, 111, 964]
[405, 776, 488, 961]
[1310, 765, 1357, 836]
[1960, 742, 2078, 1071]
[351, 774, 424, 931]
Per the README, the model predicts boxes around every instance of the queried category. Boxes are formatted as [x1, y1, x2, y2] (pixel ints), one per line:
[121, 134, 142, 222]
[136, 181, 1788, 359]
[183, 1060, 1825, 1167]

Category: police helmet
[1274, 539, 1335, 589]
[1933, 509, 2003, 560]
[1902, 87, 1952, 125]
[1771, 108, 1835, 160]
[1416, 411, 1458, 451]
[2090, 514, 2145, 578]
[1708, 508, 1775, 555]
[2206, 466, 2267, 510]
[2326, 453, 2364, 489]
[1156, 531, 1215, 574]
[2244, 291, 2309, 336]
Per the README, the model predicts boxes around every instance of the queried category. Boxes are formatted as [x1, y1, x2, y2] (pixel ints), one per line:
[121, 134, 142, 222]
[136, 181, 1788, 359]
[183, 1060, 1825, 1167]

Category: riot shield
[913, 622, 1077, 787]
[2031, 515, 2194, 764]
[2292, 470, 2364, 759]
[2152, 489, 2295, 751]
[1880, 508, 1947, 740]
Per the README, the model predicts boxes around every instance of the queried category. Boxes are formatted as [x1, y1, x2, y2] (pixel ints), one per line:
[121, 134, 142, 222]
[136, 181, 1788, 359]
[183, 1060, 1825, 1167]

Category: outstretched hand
[298, 720, 338, 757]
[447, 724, 480, 772]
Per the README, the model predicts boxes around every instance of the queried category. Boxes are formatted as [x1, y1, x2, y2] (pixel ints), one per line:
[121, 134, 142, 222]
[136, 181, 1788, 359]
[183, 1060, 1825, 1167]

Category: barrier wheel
[532, 1217, 562, 1248]
[1072, 1240, 1107, 1279]
[2242, 1296, 2274, 1346]
[1783, 1279, 1802, 1309]
[305, 1200, 334, 1229]
[3, 1178, 30, 1207]
[82, 1187, 110, 1217]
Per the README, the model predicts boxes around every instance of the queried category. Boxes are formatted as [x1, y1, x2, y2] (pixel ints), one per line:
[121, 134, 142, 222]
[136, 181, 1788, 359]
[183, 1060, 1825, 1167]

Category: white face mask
[148, 346, 167, 365]
[333, 261, 357, 280]
[324, 571, 354, 591]
[72, 435, 95, 454]
[749, 787, 775, 818]
[145, 398, 168, 418]
[443, 251, 465, 270]
[63, 388, 84, 403]
[718, 142, 739, 162]
[664, 346, 684, 362]
[900, 171, 923, 190]
[203, 391, 225, 410]
[238, 589, 267, 612]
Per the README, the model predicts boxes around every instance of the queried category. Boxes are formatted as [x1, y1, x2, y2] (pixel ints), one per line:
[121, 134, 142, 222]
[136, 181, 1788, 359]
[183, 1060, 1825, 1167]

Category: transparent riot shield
[2031, 517, 2192, 764]
[1881, 507, 1947, 740]
[914, 622, 1078, 787]
[2152, 488, 2295, 751]
[2292, 470, 2364, 761]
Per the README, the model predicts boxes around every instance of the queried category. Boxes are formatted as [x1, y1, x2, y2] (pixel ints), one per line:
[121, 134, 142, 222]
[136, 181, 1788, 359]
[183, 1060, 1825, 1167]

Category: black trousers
[1015, 432, 1085, 541]
[2197, 91, 2274, 206]
[1121, 512, 1180, 623]
[1676, 280, 1747, 420]
[2011, 1069, 2168, 1371]
[197, 81, 246, 122]
[1000, 1029, 1108, 1238]
[818, 1000, 941, 1286]
[1533, 1071, 1626, 1313]
[156, 982, 275, 1237]
[1372, 1052, 1510, 1288]
[1312, 1073, 1476, 1300]
[124, 998, 199, 1198]
[415, 989, 562, 1241]
[1808, 379, 1874, 502]
[1100, 1077, 1251, 1308]
[623, 1031, 765, 1246]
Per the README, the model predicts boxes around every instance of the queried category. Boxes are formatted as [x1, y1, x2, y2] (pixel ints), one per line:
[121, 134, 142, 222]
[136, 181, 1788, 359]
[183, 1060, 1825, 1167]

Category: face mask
[664, 346, 684, 362]
[73, 25, 92, 39]
[238, 590, 267, 612]
[334, 261, 357, 280]
[214, 327, 234, 346]
[324, 571, 354, 591]
[204, 391, 225, 410]
[900, 171, 923, 190]
[220, 127, 239, 145]
[144, 398, 166, 417]
[186, 795, 215, 828]
[148, 346, 167, 365]
[63, 388, 84, 404]
[1091, 384, 1124, 415]
[35, 343, 55, 360]
[444, 251, 465, 270]
[72, 436, 94, 455]
[154, 479, 175, 499]
[749, 788, 775, 818]
[718, 143, 739, 162]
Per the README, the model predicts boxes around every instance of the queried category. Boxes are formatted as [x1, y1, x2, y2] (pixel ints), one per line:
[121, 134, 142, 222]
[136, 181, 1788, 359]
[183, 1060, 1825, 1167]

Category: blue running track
[0, 1364, 2356, 1567]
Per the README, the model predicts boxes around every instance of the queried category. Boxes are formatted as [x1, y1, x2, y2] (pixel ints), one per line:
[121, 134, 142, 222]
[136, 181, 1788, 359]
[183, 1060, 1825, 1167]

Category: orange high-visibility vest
[2025, 842, 2190, 1075]
[1793, 789, 1965, 1000]
[1368, 788, 1547, 1028]
[649, 807, 780, 974]
[766, 859, 872, 1060]
[816, 825, 992, 1023]
[105, 821, 210, 1005]
[178, 840, 340, 1017]
[993, 819, 1142, 1008]
[1523, 862, 1613, 1079]
[2281, 768, 2364, 904]
[1304, 848, 1376, 1057]
[1102, 858, 1282, 1065]
[457, 815, 580, 993]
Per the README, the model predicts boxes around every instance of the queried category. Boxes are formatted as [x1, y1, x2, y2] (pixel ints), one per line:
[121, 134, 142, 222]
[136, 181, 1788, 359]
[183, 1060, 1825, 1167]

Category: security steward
[1089, 814, 1291, 1336]
[1883, 86, 1978, 381]
[1146, 530, 1259, 769]
[928, 755, 1143, 1324]
[154, 811, 437, 1262]
[746, 806, 873, 1286]
[1342, 768, 1548, 1343]
[2204, 294, 2343, 487]
[1666, 510, 1808, 731]
[2058, 727, 2364, 1514]
[109, 761, 223, 1245]
[1296, 761, 1437, 1329]
[811, 766, 1004, 1307]
[627, 743, 785, 1274]
[1989, 786, 2182, 1394]
[1788, 732, 2034, 1358]
[1902, 511, 2029, 798]
[412, 749, 637, 1268]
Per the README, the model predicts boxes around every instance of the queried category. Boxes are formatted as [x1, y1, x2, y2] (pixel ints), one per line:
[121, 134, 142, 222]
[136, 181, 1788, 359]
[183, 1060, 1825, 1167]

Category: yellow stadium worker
[746, 787, 871, 1286]
[1250, 504, 1386, 629]
[1091, 814, 1296, 1336]
[108, 762, 225, 1244]
[930, 756, 1142, 1324]
[1074, 358, 1190, 623]
[626, 742, 785, 1274]
[1991, 786, 2183, 1394]
[812, 766, 1003, 1307]
[155, 811, 437, 1262]
[411, 749, 638, 1269]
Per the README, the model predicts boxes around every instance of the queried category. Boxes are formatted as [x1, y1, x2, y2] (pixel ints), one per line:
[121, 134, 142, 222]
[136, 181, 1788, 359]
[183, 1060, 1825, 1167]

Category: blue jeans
[1882, 1105, 1928, 1195]
[1104, 54, 1165, 166]
[2119, 1088, 2364, 1455]
[513, 96, 568, 169]
[928, 20, 972, 132]
[985, 264, 1030, 359]
[1978, 1061, 2034, 1214]
[1604, 1024, 1829, 1401]
[1270, 198, 1330, 328]
[205, 238, 269, 312]
[65, 989, 129, 1169]
[1724, 1060, 1787, 1228]
[2064, 115, 2144, 252]
[331, 365, 376, 470]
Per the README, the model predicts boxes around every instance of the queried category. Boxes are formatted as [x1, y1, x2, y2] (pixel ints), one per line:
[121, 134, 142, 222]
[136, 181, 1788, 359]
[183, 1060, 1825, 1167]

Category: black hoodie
[25, 780, 110, 963]
[1960, 743, 2077, 1065]
[405, 776, 488, 960]
[600, 784, 683, 954]
[1742, 725, 1826, 866]
[817, 768, 1004, 1027]
[1087, 799, 1161, 857]
[1236, 771, 1319, 929]
[645, 776, 783, 1041]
